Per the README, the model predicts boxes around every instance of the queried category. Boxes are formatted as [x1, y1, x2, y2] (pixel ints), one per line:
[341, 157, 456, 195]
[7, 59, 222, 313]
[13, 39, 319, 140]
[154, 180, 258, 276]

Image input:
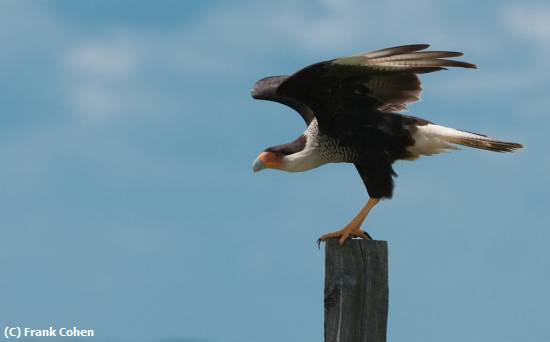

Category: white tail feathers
[408, 124, 523, 158]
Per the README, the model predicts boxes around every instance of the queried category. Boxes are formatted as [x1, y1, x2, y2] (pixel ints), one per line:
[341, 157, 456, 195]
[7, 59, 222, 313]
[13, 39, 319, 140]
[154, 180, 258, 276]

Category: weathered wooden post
[324, 239, 389, 342]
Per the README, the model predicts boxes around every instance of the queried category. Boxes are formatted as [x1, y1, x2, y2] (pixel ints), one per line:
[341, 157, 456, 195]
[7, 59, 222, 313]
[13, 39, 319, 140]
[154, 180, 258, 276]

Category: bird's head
[252, 135, 319, 173]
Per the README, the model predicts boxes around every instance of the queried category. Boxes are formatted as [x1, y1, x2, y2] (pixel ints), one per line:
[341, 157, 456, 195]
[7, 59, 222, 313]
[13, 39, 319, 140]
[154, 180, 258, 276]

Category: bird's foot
[317, 227, 372, 248]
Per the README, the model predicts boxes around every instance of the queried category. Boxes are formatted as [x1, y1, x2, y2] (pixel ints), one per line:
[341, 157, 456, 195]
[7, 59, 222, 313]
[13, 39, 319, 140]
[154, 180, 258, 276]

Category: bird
[250, 44, 522, 246]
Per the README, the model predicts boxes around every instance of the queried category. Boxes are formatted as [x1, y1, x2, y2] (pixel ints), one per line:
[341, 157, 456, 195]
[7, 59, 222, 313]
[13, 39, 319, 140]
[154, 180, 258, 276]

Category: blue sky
[0, 1, 549, 341]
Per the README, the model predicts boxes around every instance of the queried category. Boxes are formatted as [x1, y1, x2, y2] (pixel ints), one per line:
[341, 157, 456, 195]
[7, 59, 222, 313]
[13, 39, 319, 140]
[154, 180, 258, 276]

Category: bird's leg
[317, 198, 380, 247]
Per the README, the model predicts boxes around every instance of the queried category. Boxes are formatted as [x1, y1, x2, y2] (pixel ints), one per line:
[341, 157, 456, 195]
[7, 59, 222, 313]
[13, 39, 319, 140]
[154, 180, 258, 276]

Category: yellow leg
[317, 198, 380, 246]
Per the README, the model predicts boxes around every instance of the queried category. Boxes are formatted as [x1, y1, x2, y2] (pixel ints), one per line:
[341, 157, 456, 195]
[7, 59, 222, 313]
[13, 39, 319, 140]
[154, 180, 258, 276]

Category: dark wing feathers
[251, 43, 476, 128]
[251, 75, 315, 124]
[278, 44, 476, 118]
[331, 46, 476, 71]
[377, 51, 464, 59]
[363, 73, 422, 111]
[358, 44, 430, 59]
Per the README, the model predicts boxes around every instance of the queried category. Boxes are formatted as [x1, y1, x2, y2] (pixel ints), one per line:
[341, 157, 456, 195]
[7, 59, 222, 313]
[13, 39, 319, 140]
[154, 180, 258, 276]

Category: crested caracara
[251, 44, 522, 245]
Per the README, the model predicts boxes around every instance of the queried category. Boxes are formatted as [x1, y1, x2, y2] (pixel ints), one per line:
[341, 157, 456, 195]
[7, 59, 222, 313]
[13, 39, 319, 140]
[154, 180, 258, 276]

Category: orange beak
[252, 152, 282, 172]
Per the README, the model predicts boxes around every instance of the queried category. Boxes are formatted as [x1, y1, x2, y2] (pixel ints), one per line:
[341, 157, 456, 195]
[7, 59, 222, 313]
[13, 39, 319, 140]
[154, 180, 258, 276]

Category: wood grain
[324, 239, 388, 342]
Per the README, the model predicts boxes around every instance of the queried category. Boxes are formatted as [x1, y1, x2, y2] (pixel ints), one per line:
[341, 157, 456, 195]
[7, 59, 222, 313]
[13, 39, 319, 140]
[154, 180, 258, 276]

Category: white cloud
[70, 85, 119, 121]
[66, 40, 138, 77]
[63, 38, 142, 121]
[434, 3, 550, 99]
[1, 2, 147, 122]
[194, 0, 445, 57]
[502, 4, 550, 45]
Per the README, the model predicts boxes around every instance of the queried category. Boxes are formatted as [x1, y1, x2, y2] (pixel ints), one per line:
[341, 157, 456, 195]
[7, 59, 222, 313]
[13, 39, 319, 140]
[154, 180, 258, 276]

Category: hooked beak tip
[252, 156, 266, 173]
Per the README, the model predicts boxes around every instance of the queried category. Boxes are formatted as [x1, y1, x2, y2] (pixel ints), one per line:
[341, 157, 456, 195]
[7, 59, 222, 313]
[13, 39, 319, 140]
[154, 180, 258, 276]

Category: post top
[325, 239, 387, 248]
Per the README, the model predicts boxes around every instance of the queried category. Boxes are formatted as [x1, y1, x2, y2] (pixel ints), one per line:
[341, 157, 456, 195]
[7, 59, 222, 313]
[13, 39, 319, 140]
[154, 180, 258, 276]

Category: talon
[361, 230, 373, 240]
[317, 228, 372, 246]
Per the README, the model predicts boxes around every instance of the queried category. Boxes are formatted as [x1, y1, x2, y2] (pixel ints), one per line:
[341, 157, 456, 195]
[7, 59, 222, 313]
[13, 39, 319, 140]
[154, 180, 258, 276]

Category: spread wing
[277, 44, 476, 128]
[251, 75, 315, 125]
